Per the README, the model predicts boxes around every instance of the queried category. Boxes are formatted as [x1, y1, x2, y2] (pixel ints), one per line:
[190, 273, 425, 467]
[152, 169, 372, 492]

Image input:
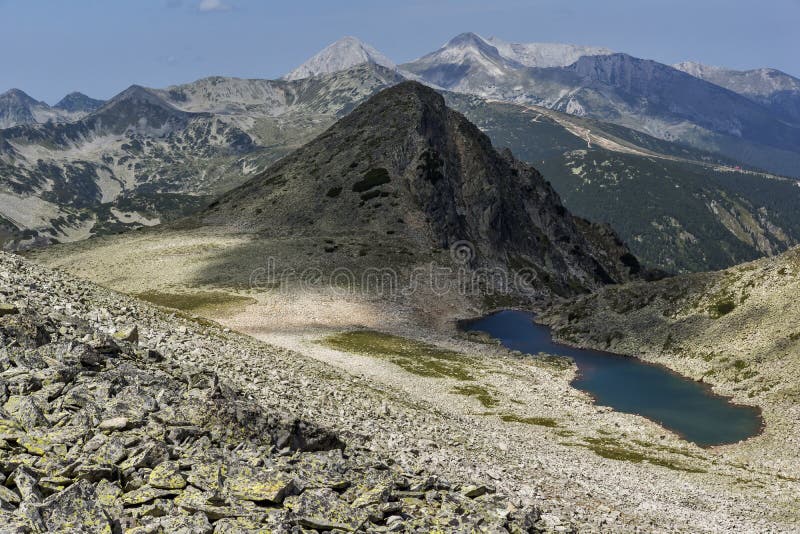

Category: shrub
[709, 299, 736, 318]
[352, 168, 391, 192]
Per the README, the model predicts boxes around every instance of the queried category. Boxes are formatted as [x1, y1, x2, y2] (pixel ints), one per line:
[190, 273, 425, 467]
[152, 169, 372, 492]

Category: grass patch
[451, 385, 498, 408]
[532, 354, 573, 371]
[135, 290, 256, 315]
[461, 330, 500, 345]
[321, 330, 478, 381]
[583, 437, 706, 473]
[481, 292, 529, 311]
[500, 414, 558, 427]
[631, 439, 704, 459]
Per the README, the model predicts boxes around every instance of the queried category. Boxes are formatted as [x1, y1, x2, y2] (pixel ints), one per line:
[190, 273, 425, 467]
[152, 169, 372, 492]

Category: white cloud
[198, 0, 231, 12]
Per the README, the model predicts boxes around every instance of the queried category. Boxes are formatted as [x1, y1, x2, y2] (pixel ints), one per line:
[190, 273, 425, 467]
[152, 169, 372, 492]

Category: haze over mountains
[1, 33, 799, 274]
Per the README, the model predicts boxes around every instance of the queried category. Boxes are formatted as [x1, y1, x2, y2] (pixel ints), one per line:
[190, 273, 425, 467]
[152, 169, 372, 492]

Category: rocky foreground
[0, 252, 540, 533]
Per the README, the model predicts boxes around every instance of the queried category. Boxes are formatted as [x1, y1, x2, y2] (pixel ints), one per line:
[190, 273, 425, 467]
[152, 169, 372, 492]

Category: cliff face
[203, 81, 640, 295]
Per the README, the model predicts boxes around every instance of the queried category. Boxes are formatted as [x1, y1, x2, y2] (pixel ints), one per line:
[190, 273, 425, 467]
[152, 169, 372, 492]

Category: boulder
[148, 461, 186, 490]
[38, 480, 111, 533]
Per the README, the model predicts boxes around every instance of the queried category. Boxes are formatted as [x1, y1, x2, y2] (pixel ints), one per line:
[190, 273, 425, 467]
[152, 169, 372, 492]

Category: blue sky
[2, 0, 798, 103]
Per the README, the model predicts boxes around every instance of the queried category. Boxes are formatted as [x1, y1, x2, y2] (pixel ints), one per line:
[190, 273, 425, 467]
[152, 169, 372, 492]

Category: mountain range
[1, 34, 799, 274]
[400, 33, 800, 178]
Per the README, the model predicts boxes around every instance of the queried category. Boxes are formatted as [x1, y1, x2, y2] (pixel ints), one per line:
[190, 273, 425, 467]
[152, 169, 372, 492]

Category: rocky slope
[26, 207, 800, 532]
[201, 81, 641, 295]
[674, 61, 800, 125]
[0, 252, 546, 532]
[484, 36, 612, 68]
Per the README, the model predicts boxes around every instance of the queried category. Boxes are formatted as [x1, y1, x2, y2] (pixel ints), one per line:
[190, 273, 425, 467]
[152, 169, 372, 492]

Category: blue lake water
[463, 310, 763, 447]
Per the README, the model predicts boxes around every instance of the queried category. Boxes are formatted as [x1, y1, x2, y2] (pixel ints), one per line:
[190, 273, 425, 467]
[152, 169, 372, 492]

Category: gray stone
[38, 480, 111, 533]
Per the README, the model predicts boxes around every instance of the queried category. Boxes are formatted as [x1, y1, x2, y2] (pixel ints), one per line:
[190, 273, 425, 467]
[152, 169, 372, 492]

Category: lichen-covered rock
[37, 480, 111, 533]
[226, 466, 301, 503]
[148, 461, 186, 490]
[4, 396, 49, 429]
[285, 488, 368, 530]
[113, 325, 138, 344]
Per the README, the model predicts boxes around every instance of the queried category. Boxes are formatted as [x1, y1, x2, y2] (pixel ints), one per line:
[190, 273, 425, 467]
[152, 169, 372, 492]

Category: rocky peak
[284, 36, 396, 81]
[0, 88, 41, 106]
[202, 81, 641, 295]
[87, 84, 193, 135]
[53, 91, 104, 113]
[418, 32, 518, 69]
[0, 89, 50, 128]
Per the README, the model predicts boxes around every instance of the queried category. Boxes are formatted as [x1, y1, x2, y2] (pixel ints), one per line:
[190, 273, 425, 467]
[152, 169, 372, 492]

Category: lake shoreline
[461, 309, 765, 448]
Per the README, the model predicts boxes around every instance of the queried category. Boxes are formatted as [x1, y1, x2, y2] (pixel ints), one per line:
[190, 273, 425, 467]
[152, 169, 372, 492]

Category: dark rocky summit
[53, 92, 104, 114]
[204, 81, 640, 295]
[0, 252, 541, 532]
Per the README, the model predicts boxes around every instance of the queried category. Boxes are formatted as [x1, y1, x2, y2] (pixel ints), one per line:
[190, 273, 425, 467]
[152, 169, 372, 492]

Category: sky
[1, 0, 798, 103]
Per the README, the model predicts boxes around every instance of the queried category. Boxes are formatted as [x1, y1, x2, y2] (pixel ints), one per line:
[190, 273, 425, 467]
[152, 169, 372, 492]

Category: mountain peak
[445, 32, 487, 47]
[401, 33, 518, 90]
[0, 89, 51, 128]
[284, 36, 396, 81]
[435, 32, 505, 58]
[54, 91, 104, 112]
[99, 84, 180, 112]
[0, 88, 40, 105]
[87, 84, 191, 135]
[202, 81, 639, 294]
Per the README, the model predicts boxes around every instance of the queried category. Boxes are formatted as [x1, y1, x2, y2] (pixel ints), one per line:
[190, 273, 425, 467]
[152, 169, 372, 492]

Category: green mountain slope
[445, 95, 800, 273]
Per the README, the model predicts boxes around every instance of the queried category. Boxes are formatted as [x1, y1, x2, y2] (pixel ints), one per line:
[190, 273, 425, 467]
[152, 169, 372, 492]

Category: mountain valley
[24, 84, 800, 533]
[3, 21, 800, 533]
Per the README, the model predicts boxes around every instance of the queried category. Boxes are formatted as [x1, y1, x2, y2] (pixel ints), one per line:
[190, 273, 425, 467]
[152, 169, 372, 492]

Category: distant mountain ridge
[673, 61, 800, 124]
[0, 88, 104, 128]
[0, 65, 405, 249]
[484, 36, 613, 67]
[400, 33, 800, 177]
